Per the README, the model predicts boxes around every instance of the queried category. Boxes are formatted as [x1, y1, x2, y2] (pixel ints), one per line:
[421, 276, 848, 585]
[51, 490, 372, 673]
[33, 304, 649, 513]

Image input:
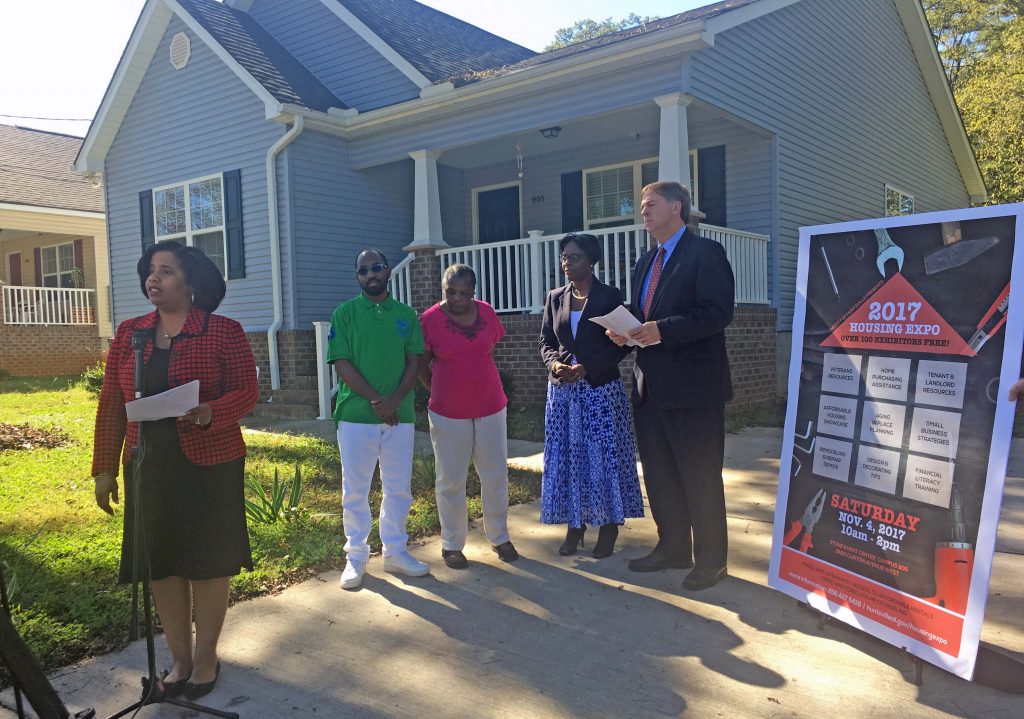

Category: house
[0, 124, 111, 376]
[73, 0, 984, 417]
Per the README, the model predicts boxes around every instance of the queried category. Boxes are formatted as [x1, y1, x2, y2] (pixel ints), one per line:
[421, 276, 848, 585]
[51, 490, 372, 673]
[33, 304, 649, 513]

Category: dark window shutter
[33, 247, 42, 286]
[139, 190, 155, 252]
[224, 169, 245, 279]
[697, 145, 726, 227]
[73, 239, 85, 273]
[561, 171, 584, 233]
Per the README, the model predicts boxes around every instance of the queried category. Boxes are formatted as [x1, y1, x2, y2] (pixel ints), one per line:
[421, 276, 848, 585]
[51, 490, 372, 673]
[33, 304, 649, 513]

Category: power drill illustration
[924, 484, 974, 615]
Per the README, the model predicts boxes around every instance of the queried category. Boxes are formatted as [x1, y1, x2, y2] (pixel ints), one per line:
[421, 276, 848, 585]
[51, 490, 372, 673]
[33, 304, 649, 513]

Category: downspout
[265, 115, 304, 390]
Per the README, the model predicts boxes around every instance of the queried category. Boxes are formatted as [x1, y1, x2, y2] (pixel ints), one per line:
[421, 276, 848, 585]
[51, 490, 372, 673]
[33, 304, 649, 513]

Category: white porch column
[408, 149, 448, 249]
[654, 93, 694, 186]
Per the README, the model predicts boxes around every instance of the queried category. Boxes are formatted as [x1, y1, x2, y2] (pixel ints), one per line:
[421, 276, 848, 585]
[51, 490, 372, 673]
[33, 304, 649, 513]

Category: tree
[546, 13, 660, 50]
[924, 1, 1024, 204]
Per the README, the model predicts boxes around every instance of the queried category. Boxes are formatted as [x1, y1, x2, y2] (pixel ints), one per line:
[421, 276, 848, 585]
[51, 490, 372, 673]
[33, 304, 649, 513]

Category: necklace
[158, 315, 188, 340]
[570, 284, 589, 300]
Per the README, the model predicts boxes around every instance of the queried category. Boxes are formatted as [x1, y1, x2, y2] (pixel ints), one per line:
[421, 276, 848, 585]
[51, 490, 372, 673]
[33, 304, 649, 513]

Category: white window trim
[884, 184, 915, 217]
[471, 181, 523, 244]
[582, 152, 698, 230]
[39, 241, 76, 287]
[153, 172, 227, 271]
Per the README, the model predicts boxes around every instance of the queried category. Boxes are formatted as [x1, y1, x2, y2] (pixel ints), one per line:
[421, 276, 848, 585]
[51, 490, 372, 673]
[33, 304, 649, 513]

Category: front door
[476, 185, 521, 243]
[6, 252, 22, 285]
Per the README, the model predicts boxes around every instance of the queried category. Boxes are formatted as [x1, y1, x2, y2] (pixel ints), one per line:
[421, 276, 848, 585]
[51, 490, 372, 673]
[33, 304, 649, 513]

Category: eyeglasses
[356, 263, 388, 275]
[560, 253, 585, 265]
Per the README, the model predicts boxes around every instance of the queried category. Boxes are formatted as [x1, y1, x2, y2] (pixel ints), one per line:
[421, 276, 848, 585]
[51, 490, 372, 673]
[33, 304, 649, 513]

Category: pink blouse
[420, 300, 507, 419]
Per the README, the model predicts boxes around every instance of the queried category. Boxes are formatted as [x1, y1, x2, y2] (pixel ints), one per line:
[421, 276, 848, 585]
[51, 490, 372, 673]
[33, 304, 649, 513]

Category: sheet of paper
[589, 305, 660, 347]
[125, 380, 200, 421]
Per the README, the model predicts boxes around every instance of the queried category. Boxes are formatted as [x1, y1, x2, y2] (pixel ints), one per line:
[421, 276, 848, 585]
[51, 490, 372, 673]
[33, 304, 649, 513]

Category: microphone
[132, 331, 147, 399]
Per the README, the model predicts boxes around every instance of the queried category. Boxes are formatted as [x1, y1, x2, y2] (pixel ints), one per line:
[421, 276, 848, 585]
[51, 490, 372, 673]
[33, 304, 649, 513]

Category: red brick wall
[247, 329, 320, 401]
[0, 323, 104, 376]
[492, 307, 777, 410]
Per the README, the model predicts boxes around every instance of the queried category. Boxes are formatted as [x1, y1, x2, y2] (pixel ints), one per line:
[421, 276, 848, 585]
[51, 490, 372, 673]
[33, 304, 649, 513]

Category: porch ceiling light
[539, 126, 561, 139]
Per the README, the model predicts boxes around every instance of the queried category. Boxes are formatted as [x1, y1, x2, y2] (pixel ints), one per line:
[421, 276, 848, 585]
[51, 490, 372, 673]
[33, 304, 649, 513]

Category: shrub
[245, 466, 304, 524]
[78, 362, 105, 397]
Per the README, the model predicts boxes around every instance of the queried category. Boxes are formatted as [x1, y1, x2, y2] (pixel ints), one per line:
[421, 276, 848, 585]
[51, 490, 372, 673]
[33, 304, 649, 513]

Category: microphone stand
[105, 331, 238, 719]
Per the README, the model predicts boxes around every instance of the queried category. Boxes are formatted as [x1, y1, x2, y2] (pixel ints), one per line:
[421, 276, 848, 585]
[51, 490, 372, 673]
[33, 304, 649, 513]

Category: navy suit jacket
[630, 229, 735, 408]
[540, 278, 630, 388]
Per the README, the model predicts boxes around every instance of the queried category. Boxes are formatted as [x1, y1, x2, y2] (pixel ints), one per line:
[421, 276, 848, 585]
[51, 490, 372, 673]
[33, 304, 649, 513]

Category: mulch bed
[0, 423, 71, 451]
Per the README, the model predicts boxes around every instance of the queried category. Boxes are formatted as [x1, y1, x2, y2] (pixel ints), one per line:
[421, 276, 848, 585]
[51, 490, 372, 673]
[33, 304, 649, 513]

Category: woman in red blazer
[92, 243, 257, 700]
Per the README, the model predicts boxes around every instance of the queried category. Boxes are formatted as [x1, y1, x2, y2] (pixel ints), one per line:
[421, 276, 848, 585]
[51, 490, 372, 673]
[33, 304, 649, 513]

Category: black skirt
[117, 347, 253, 583]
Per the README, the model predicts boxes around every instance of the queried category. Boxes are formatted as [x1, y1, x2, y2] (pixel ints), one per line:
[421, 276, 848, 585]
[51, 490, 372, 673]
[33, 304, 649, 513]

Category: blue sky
[0, 0, 703, 136]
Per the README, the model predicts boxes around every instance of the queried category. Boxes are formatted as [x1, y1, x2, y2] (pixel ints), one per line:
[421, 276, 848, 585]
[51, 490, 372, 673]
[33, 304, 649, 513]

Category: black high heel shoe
[559, 525, 586, 556]
[592, 523, 619, 559]
[184, 661, 221, 700]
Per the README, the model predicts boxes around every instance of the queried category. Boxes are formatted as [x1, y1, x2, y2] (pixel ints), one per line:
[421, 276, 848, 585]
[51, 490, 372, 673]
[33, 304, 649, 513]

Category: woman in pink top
[419, 264, 518, 569]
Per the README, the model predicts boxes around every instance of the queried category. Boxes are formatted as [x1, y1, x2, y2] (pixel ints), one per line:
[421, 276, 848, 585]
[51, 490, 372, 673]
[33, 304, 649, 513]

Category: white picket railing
[435, 222, 770, 313]
[2, 285, 96, 325]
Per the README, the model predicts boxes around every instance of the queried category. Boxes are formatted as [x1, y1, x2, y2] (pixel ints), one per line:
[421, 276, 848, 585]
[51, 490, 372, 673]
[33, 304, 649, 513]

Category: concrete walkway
[3, 425, 1023, 718]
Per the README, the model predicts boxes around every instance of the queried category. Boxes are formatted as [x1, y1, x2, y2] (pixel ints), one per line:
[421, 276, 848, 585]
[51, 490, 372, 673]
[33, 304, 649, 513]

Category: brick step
[248, 402, 319, 420]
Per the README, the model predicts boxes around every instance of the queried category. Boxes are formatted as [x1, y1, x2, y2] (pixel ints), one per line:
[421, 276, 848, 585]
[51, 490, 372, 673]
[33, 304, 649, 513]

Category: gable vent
[170, 32, 191, 70]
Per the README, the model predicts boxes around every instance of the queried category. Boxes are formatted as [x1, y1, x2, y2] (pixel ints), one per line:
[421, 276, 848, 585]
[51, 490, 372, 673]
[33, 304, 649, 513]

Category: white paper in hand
[589, 305, 660, 347]
[125, 380, 200, 421]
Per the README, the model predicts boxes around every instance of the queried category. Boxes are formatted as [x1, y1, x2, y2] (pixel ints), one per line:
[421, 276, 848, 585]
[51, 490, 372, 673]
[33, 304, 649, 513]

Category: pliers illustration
[784, 488, 827, 553]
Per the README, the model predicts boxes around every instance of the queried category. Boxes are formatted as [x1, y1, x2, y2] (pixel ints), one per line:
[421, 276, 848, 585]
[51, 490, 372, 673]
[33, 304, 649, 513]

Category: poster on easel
[768, 203, 1024, 680]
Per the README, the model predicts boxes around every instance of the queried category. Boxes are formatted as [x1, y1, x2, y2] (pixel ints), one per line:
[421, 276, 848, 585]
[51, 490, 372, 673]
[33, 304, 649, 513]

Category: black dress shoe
[183, 661, 221, 700]
[441, 549, 468, 569]
[158, 668, 188, 698]
[591, 523, 618, 559]
[559, 525, 586, 556]
[492, 541, 519, 562]
[682, 566, 728, 591]
[628, 550, 694, 572]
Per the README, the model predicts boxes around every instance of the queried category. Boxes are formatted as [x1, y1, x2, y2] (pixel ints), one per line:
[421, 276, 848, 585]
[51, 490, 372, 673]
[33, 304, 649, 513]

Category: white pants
[429, 408, 510, 550]
[337, 421, 415, 562]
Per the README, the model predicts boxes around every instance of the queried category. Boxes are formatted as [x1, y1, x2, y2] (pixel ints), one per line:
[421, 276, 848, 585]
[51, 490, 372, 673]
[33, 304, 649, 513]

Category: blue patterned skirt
[540, 378, 643, 526]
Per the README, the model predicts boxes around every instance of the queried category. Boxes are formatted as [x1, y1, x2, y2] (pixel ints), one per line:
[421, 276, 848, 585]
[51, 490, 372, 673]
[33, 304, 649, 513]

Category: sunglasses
[356, 263, 388, 275]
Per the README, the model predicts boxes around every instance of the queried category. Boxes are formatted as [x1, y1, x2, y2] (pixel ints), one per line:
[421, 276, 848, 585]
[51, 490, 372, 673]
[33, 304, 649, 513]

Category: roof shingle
[336, 0, 536, 83]
[0, 124, 104, 213]
[178, 0, 346, 111]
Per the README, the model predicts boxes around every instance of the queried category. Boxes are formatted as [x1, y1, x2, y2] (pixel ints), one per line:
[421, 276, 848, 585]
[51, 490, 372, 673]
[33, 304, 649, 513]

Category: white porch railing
[2, 285, 96, 325]
[435, 222, 770, 313]
[312, 254, 415, 420]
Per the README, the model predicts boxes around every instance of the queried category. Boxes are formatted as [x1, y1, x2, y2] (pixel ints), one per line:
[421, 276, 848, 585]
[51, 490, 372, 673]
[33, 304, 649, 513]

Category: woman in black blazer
[539, 233, 643, 558]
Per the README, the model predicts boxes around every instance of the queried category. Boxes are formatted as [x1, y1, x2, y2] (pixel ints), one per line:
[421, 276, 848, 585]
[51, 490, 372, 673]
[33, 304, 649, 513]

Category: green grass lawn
[0, 374, 541, 676]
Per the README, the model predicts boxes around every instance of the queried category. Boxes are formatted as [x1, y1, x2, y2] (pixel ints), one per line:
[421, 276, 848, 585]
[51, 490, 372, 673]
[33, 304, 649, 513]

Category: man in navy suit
[608, 181, 735, 590]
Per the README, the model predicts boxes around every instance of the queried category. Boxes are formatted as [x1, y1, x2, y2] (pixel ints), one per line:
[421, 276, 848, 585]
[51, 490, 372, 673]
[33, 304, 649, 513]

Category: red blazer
[92, 307, 258, 476]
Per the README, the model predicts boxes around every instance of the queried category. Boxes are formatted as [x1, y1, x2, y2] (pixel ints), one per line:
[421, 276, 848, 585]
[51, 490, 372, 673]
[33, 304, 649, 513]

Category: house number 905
[532, 195, 545, 204]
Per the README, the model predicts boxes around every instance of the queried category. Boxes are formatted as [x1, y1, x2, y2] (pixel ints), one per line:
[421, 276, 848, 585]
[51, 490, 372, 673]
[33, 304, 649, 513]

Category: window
[583, 153, 698, 229]
[40, 242, 76, 288]
[884, 185, 914, 217]
[154, 175, 226, 274]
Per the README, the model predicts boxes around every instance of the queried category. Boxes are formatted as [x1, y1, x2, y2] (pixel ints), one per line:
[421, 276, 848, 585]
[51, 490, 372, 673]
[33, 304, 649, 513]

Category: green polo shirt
[326, 293, 424, 425]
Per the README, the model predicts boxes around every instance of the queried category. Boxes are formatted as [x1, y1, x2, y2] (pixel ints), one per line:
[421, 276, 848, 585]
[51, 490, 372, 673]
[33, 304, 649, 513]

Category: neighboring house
[73, 0, 984, 417]
[0, 124, 111, 376]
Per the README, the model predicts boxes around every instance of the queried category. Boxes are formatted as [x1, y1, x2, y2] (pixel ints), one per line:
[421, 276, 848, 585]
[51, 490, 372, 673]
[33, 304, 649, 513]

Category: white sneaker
[340, 558, 365, 589]
[383, 551, 430, 577]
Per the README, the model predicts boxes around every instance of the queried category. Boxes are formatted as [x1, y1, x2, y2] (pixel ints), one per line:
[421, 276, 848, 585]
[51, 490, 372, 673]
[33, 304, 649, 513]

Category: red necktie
[642, 246, 666, 320]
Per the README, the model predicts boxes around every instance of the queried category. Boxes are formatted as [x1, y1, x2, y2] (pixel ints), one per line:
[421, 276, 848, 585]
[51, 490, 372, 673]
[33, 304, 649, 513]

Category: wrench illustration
[874, 228, 904, 277]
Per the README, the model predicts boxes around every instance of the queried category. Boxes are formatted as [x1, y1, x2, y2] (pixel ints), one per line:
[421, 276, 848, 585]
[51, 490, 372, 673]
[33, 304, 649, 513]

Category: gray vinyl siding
[349, 61, 683, 169]
[248, 0, 420, 111]
[455, 122, 771, 248]
[689, 0, 970, 328]
[286, 130, 415, 325]
[104, 15, 286, 331]
[438, 164, 466, 247]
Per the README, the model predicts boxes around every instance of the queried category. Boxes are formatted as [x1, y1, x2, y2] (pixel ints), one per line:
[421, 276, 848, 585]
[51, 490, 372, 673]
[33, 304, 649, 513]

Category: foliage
[546, 13, 660, 50]
[244, 466, 304, 524]
[78, 362, 106, 397]
[924, 1, 1024, 203]
[507, 404, 546, 442]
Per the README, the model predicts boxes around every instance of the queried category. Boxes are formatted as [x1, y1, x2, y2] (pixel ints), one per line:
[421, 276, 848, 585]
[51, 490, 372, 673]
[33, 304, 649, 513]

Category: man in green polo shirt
[328, 249, 427, 589]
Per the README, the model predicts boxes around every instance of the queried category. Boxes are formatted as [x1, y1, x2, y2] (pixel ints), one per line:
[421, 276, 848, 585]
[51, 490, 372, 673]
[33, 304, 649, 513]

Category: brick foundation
[0, 322, 104, 376]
